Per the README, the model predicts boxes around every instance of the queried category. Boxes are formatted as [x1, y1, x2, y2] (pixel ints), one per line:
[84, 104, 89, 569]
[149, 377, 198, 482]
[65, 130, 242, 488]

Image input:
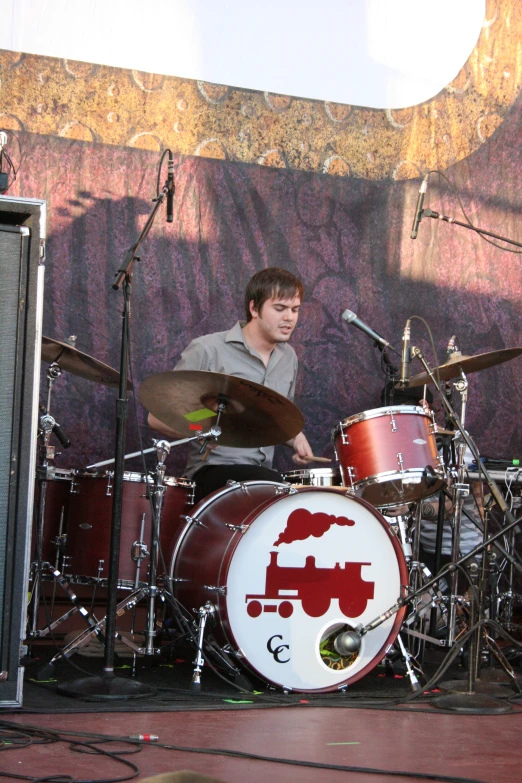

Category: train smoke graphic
[273, 507, 355, 546]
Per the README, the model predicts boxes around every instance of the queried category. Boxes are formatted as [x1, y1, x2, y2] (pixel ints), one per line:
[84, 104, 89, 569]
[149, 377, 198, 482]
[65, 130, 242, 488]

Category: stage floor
[2, 703, 522, 782]
[1, 645, 521, 782]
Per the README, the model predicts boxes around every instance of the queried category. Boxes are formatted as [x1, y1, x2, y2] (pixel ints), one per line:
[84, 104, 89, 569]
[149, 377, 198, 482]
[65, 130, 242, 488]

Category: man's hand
[288, 432, 314, 466]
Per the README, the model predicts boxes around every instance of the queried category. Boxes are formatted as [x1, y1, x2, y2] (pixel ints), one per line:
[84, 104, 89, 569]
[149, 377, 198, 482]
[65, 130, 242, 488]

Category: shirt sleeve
[174, 339, 213, 372]
[286, 353, 298, 402]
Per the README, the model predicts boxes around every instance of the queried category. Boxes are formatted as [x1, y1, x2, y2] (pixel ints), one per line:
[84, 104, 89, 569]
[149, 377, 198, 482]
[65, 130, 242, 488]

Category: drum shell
[171, 481, 281, 617]
[172, 481, 407, 693]
[333, 406, 444, 508]
[66, 471, 194, 585]
[34, 469, 73, 564]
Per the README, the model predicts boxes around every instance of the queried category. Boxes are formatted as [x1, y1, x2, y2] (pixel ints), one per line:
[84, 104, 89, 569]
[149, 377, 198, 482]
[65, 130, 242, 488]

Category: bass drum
[171, 481, 407, 693]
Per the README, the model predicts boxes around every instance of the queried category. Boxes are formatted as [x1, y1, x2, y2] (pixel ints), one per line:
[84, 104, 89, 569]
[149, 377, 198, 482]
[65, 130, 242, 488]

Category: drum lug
[274, 485, 298, 495]
[226, 480, 249, 494]
[225, 523, 247, 532]
[181, 514, 207, 528]
[345, 466, 355, 488]
[339, 423, 350, 446]
[204, 585, 226, 595]
[390, 413, 397, 433]
[397, 452, 405, 474]
[105, 473, 113, 497]
[222, 643, 244, 659]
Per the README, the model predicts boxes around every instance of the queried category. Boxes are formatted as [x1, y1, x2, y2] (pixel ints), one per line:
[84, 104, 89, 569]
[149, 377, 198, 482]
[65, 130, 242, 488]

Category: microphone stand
[421, 208, 522, 249]
[57, 171, 172, 700]
[353, 346, 521, 711]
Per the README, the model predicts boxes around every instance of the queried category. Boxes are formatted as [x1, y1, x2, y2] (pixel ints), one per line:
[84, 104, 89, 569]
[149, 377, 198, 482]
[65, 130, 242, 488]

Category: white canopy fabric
[1, 0, 485, 109]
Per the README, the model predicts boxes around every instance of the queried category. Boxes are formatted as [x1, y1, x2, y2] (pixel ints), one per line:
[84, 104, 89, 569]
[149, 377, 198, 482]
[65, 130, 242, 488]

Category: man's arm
[286, 431, 314, 465]
[146, 338, 211, 438]
[147, 412, 182, 439]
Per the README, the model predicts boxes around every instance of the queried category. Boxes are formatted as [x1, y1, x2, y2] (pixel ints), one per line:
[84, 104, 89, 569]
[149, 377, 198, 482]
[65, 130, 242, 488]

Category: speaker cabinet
[0, 196, 45, 707]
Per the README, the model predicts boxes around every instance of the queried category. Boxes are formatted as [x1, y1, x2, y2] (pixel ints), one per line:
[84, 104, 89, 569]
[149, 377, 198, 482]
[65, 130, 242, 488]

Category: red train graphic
[245, 551, 375, 619]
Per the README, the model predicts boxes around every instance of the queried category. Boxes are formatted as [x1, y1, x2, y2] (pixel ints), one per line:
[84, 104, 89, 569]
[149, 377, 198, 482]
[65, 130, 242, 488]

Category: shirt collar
[225, 321, 247, 344]
[225, 321, 287, 367]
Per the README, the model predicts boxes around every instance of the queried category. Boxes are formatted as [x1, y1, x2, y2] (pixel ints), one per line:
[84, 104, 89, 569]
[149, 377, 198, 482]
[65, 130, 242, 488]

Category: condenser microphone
[444, 334, 457, 362]
[342, 309, 390, 349]
[166, 151, 174, 223]
[399, 319, 411, 387]
[410, 175, 428, 239]
[52, 422, 71, 449]
[333, 630, 362, 656]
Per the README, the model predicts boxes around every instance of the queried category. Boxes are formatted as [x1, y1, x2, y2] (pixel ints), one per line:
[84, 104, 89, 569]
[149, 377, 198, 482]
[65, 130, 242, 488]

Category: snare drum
[66, 471, 194, 587]
[170, 481, 407, 693]
[283, 468, 342, 487]
[333, 405, 445, 509]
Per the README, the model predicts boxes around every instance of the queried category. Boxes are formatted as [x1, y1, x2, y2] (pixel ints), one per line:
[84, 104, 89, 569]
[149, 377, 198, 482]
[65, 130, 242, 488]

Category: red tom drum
[66, 471, 194, 587]
[333, 405, 445, 509]
[170, 480, 407, 693]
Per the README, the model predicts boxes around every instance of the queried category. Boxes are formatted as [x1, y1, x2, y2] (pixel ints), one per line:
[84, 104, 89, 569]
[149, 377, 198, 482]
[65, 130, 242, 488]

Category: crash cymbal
[139, 370, 304, 448]
[41, 336, 131, 388]
[407, 348, 522, 388]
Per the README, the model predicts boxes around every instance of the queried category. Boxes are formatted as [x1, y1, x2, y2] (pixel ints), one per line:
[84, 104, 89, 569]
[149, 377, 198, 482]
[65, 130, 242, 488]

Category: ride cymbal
[41, 336, 131, 388]
[139, 369, 304, 448]
[407, 348, 522, 388]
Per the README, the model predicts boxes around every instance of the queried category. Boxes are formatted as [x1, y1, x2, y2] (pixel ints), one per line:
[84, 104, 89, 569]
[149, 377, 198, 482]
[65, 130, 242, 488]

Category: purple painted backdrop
[9, 94, 522, 480]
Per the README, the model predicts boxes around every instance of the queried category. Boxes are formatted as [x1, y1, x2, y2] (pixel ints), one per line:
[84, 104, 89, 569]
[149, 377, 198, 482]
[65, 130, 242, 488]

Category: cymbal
[41, 336, 131, 388]
[407, 348, 522, 388]
[139, 370, 304, 448]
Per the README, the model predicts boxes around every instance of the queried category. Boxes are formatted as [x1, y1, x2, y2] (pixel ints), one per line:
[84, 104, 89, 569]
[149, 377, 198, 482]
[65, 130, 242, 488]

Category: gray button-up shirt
[175, 321, 298, 479]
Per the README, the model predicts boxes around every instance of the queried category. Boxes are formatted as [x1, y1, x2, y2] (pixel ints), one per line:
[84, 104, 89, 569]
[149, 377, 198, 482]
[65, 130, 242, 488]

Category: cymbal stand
[447, 370, 469, 647]
[142, 439, 171, 657]
[401, 504, 448, 661]
[30, 361, 64, 639]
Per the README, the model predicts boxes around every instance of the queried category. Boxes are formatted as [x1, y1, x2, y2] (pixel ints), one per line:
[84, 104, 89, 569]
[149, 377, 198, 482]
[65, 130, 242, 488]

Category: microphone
[333, 629, 362, 656]
[410, 175, 428, 239]
[444, 334, 457, 362]
[166, 151, 174, 223]
[342, 309, 390, 349]
[399, 318, 411, 388]
[52, 422, 71, 449]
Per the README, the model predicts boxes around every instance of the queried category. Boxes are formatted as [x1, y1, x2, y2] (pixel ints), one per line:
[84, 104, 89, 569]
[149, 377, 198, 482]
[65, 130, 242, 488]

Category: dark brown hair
[244, 267, 304, 322]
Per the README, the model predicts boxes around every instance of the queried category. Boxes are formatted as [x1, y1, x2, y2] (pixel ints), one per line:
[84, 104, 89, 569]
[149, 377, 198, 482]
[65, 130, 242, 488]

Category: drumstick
[301, 456, 332, 464]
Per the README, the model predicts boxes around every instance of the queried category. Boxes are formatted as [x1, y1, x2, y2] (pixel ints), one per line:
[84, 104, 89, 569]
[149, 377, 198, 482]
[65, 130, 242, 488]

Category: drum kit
[30, 336, 522, 694]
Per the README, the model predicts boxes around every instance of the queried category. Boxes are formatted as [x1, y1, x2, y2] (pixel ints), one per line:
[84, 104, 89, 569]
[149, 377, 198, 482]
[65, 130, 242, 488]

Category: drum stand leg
[396, 633, 422, 692]
[191, 602, 216, 691]
[41, 588, 148, 679]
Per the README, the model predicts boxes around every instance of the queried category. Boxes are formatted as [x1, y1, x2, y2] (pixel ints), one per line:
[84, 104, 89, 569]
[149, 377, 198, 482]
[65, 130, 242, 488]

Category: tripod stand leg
[38, 587, 148, 679]
[191, 602, 215, 691]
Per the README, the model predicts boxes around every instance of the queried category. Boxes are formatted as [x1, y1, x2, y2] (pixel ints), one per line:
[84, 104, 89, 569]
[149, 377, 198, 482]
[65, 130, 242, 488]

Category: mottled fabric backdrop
[8, 93, 522, 479]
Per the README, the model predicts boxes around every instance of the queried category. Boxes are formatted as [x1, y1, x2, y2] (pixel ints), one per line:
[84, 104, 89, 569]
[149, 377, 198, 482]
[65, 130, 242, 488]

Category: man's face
[249, 294, 301, 344]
